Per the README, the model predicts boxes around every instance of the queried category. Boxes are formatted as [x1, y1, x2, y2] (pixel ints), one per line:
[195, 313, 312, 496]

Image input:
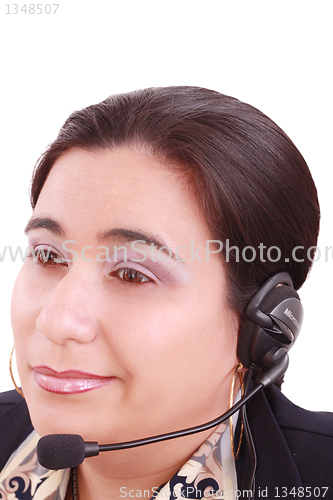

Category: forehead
[34, 147, 211, 245]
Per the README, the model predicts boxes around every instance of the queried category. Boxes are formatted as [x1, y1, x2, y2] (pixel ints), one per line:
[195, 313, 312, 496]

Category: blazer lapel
[0, 391, 33, 470]
[236, 387, 302, 498]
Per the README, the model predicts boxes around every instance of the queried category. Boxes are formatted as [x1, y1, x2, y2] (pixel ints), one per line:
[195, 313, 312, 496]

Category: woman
[1, 87, 332, 499]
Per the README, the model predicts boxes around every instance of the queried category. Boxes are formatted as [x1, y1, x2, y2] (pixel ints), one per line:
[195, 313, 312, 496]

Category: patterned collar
[0, 430, 69, 499]
[0, 417, 238, 499]
[152, 420, 238, 500]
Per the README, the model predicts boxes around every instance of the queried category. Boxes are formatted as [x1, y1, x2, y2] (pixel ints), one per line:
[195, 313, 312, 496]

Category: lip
[33, 365, 116, 394]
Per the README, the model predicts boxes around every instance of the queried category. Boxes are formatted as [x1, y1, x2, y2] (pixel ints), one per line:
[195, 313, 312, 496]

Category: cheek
[10, 264, 46, 357]
[11, 267, 32, 338]
[117, 302, 239, 426]
[112, 287, 238, 388]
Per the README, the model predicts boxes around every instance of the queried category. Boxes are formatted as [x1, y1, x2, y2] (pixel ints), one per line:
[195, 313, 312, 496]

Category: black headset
[235, 271, 304, 492]
[238, 271, 303, 370]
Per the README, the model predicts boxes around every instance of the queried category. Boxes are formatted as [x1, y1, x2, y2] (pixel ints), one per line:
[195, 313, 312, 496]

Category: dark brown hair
[30, 86, 320, 321]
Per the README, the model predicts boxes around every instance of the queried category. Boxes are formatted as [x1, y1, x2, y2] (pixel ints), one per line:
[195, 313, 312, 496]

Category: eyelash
[109, 268, 154, 285]
[27, 248, 154, 285]
[27, 249, 67, 267]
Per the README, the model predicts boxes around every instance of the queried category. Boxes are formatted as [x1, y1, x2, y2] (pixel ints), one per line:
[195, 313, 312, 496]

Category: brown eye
[116, 268, 152, 284]
[37, 249, 67, 266]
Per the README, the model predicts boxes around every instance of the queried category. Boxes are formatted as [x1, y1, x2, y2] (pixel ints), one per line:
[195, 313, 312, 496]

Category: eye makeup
[25, 229, 191, 285]
[106, 246, 191, 285]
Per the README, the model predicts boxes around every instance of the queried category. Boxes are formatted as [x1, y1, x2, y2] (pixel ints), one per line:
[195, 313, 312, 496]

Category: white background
[0, 1, 332, 411]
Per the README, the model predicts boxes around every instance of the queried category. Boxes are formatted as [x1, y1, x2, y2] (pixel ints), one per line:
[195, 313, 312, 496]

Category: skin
[11, 147, 240, 499]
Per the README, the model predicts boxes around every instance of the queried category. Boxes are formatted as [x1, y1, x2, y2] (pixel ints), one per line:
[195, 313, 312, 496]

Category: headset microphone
[37, 350, 289, 470]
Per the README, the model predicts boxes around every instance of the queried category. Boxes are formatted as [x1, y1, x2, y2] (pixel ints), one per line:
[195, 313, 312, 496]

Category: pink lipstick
[33, 366, 115, 394]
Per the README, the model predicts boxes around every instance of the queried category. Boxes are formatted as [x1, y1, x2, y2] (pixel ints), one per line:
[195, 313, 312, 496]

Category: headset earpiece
[237, 272, 303, 369]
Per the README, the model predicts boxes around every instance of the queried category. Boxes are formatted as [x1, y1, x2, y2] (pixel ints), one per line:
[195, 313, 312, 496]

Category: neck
[73, 428, 217, 500]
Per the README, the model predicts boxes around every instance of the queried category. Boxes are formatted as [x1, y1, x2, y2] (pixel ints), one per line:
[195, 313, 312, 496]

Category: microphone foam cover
[37, 434, 86, 470]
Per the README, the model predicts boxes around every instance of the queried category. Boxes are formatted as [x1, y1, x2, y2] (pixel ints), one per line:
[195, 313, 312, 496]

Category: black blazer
[1, 386, 333, 499]
[236, 386, 333, 498]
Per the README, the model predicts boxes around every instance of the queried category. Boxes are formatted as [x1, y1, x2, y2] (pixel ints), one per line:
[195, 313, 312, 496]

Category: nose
[36, 268, 99, 345]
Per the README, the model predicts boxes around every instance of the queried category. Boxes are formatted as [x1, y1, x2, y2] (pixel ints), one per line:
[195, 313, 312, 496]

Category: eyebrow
[24, 217, 177, 260]
[24, 217, 65, 236]
[99, 228, 178, 260]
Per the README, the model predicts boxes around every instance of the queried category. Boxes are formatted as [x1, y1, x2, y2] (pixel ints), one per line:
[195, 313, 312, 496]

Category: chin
[25, 390, 136, 447]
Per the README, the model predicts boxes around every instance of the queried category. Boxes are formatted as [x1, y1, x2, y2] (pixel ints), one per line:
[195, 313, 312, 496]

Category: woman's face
[11, 147, 238, 443]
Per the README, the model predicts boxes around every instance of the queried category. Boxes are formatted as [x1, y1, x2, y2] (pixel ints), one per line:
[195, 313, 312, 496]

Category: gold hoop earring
[229, 362, 244, 460]
[9, 346, 24, 398]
